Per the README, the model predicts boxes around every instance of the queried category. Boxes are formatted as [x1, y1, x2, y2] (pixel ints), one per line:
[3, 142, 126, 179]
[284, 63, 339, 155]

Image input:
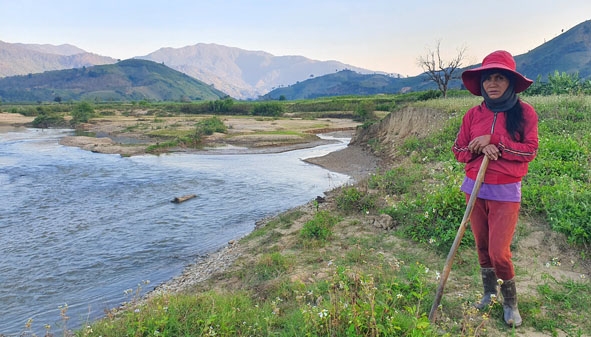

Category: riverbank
[145, 144, 381, 299]
[0, 111, 380, 180]
[1, 110, 383, 299]
[1, 120, 371, 335]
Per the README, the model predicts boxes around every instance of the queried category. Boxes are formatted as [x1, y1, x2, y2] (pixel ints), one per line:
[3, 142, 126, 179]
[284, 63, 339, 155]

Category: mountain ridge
[265, 19, 591, 100]
[0, 41, 390, 100]
[0, 40, 117, 77]
[514, 19, 591, 80]
[137, 43, 391, 99]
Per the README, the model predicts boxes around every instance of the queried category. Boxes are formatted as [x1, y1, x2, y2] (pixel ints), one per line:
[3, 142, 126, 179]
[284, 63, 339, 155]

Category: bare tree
[418, 41, 467, 98]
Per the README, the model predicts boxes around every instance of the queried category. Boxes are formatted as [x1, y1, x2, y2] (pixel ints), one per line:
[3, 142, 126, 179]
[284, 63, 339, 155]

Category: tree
[70, 101, 94, 125]
[548, 70, 580, 95]
[417, 41, 467, 98]
[208, 97, 234, 113]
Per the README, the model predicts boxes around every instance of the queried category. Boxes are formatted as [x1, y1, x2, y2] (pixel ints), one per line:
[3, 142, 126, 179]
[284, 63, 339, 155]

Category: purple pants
[466, 195, 520, 280]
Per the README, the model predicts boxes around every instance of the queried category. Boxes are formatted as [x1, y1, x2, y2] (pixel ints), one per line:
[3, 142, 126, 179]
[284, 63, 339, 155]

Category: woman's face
[482, 72, 510, 99]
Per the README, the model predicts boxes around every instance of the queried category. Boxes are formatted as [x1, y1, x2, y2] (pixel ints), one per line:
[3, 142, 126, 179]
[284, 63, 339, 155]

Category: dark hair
[506, 101, 524, 141]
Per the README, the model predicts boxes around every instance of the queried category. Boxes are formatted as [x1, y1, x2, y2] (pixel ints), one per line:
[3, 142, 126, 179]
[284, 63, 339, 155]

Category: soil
[0, 112, 34, 131]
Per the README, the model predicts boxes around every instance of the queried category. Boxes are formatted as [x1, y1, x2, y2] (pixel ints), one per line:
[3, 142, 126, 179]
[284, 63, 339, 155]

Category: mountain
[1, 19, 590, 102]
[0, 41, 392, 100]
[137, 43, 390, 100]
[264, 20, 591, 100]
[261, 70, 430, 100]
[0, 40, 116, 77]
[0, 59, 227, 102]
[7, 42, 86, 56]
[515, 19, 591, 80]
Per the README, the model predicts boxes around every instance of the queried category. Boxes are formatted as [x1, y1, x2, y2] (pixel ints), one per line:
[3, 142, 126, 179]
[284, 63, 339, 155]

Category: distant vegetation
[527, 71, 591, 95]
[263, 65, 591, 101]
[11, 71, 591, 132]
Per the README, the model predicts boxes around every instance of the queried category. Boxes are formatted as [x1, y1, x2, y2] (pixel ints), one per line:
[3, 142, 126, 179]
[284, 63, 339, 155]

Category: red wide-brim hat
[461, 50, 533, 96]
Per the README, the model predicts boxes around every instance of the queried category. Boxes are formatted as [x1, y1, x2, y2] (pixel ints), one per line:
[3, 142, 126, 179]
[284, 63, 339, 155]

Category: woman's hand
[468, 135, 491, 153]
[482, 144, 501, 160]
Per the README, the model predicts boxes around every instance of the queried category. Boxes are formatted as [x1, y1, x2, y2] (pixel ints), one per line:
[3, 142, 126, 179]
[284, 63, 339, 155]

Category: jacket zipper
[491, 112, 498, 134]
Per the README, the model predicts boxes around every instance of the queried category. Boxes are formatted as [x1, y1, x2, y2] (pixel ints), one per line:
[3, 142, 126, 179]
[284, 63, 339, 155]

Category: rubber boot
[500, 279, 522, 327]
[474, 268, 498, 309]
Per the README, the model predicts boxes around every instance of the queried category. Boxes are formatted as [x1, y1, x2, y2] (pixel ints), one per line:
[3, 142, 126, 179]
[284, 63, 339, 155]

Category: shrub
[145, 140, 179, 153]
[31, 113, 68, 128]
[195, 116, 227, 136]
[417, 90, 442, 101]
[300, 210, 339, 243]
[335, 186, 376, 213]
[70, 101, 95, 125]
[252, 102, 284, 116]
[208, 97, 234, 113]
[353, 101, 377, 122]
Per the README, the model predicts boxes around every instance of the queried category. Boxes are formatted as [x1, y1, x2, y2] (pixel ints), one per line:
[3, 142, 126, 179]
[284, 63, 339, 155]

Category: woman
[452, 50, 538, 327]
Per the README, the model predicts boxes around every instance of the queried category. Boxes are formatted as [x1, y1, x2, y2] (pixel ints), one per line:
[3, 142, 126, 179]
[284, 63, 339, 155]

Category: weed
[300, 210, 339, 245]
[368, 164, 425, 195]
[252, 252, 293, 281]
[335, 186, 377, 214]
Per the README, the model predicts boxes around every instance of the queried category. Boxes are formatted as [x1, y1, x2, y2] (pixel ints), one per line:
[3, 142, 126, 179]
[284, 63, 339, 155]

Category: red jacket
[452, 101, 538, 184]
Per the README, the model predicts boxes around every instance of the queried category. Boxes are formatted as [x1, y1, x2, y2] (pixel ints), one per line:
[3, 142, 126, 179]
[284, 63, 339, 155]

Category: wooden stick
[171, 194, 197, 203]
[428, 156, 490, 323]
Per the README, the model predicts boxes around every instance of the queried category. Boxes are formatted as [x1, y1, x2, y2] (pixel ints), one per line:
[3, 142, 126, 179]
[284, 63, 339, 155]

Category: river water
[0, 127, 351, 335]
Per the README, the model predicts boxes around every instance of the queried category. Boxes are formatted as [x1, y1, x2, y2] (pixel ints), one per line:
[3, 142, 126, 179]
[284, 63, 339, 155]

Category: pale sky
[1, 0, 590, 76]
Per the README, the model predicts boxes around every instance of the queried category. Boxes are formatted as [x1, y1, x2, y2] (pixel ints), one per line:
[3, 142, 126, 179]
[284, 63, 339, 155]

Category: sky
[1, 0, 590, 76]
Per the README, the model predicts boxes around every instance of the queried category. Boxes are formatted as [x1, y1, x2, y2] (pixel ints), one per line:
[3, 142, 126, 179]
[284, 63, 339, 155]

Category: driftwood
[171, 194, 197, 203]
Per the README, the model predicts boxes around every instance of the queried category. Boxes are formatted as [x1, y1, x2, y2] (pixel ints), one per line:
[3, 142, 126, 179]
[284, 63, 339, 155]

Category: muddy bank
[303, 145, 381, 182]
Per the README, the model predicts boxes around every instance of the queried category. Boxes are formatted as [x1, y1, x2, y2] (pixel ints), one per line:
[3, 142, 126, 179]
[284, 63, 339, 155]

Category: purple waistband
[460, 176, 521, 202]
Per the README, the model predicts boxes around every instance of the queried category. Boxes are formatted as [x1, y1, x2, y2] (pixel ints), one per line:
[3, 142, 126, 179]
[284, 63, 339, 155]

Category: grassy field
[9, 94, 591, 336]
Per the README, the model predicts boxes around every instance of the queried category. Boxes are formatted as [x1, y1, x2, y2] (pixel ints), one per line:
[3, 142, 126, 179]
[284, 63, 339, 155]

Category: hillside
[137, 43, 390, 99]
[262, 69, 434, 100]
[0, 59, 227, 102]
[264, 20, 591, 100]
[515, 19, 591, 80]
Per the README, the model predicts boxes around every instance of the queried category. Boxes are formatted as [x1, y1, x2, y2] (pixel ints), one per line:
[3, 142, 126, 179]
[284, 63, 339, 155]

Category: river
[0, 127, 351, 335]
